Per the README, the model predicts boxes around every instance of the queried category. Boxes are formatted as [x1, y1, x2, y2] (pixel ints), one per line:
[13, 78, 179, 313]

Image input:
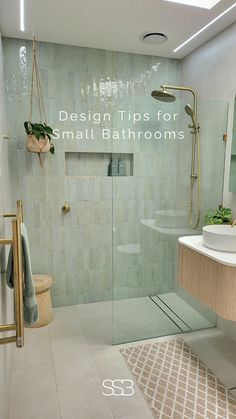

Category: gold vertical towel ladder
[0, 200, 24, 348]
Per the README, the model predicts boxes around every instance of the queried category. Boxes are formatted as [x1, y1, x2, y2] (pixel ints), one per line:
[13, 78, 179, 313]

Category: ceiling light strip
[165, 0, 221, 10]
[173, 2, 236, 53]
[20, 0, 25, 32]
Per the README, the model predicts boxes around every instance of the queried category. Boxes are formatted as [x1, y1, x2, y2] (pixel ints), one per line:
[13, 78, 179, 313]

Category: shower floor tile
[112, 292, 215, 345]
[112, 297, 181, 345]
[152, 292, 215, 331]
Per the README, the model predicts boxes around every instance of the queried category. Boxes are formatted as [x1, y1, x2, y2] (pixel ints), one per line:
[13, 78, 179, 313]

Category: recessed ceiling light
[164, 0, 222, 9]
[20, 0, 25, 31]
[141, 32, 168, 44]
[173, 2, 236, 53]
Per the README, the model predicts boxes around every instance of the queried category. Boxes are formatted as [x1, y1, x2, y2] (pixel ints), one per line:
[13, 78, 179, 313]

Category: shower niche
[65, 152, 134, 177]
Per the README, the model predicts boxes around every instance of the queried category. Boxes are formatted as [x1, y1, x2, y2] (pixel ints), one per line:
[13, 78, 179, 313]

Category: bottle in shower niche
[108, 158, 119, 176]
[118, 158, 126, 176]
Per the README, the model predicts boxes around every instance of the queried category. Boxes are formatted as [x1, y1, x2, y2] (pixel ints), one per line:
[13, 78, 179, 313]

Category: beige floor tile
[9, 364, 60, 419]
[12, 327, 52, 370]
[116, 409, 153, 419]
[49, 320, 84, 340]
[9, 395, 61, 419]
[80, 315, 113, 355]
[58, 380, 114, 419]
[54, 356, 100, 390]
[10, 363, 57, 401]
[101, 300, 112, 316]
[51, 335, 91, 364]
[53, 305, 79, 319]
[107, 382, 147, 418]
[94, 351, 132, 381]
[184, 328, 236, 388]
[49, 306, 83, 339]
[76, 301, 108, 318]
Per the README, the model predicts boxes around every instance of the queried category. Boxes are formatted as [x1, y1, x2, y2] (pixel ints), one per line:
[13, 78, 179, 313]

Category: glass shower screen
[111, 97, 228, 344]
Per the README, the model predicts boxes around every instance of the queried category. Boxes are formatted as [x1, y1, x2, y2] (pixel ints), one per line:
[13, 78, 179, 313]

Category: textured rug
[121, 338, 236, 419]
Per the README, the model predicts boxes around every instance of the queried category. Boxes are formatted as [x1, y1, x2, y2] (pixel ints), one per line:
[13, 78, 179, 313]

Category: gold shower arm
[161, 84, 197, 116]
[0, 200, 24, 348]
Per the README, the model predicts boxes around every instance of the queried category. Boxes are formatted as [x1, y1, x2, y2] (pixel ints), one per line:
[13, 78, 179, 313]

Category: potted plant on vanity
[205, 205, 232, 225]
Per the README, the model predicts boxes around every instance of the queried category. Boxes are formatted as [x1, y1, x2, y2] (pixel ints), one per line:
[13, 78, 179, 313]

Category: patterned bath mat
[121, 339, 236, 419]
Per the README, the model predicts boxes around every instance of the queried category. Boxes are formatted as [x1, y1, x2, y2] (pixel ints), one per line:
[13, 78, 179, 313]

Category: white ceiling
[0, 0, 235, 59]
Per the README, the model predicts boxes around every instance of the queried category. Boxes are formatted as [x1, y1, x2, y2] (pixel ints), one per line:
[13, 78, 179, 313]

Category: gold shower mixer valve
[62, 204, 70, 214]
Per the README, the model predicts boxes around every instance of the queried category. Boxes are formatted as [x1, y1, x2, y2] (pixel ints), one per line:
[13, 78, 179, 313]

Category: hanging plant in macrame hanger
[24, 35, 55, 167]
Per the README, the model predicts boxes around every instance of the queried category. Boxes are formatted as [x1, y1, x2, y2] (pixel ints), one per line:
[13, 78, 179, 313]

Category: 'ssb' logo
[102, 379, 134, 397]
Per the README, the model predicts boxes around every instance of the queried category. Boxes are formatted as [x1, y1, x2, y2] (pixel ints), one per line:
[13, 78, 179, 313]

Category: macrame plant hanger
[28, 35, 49, 167]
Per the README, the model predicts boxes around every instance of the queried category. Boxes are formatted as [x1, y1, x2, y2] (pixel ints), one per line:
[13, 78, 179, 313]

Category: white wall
[0, 32, 14, 419]
[182, 22, 236, 340]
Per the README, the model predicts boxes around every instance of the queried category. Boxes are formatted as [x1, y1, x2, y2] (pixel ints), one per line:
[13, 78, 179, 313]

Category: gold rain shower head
[151, 89, 176, 103]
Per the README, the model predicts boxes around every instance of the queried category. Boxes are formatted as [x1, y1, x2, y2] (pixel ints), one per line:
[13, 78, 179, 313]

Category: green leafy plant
[24, 121, 55, 154]
[205, 206, 232, 225]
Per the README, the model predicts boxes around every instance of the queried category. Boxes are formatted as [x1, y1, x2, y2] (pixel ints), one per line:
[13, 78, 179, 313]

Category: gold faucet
[231, 220, 236, 228]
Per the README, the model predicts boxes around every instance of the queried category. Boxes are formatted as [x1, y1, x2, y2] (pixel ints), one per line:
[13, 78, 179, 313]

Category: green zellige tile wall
[3, 37, 226, 306]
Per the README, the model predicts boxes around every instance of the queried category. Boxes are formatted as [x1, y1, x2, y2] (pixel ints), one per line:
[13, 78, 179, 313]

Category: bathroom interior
[1, 1, 236, 418]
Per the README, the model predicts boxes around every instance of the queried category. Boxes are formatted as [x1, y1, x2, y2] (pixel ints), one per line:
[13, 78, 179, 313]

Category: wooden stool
[31, 275, 53, 328]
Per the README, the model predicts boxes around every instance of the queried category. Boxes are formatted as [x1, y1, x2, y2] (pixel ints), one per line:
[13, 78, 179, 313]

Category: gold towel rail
[0, 200, 24, 348]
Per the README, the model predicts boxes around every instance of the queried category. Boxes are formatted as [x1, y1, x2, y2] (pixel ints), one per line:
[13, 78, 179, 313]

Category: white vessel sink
[155, 210, 188, 229]
[203, 225, 236, 252]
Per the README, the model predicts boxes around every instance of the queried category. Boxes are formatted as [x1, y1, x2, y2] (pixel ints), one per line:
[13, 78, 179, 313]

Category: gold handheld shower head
[185, 104, 196, 125]
[185, 104, 194, 117]
[185, 104, 200, 132]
